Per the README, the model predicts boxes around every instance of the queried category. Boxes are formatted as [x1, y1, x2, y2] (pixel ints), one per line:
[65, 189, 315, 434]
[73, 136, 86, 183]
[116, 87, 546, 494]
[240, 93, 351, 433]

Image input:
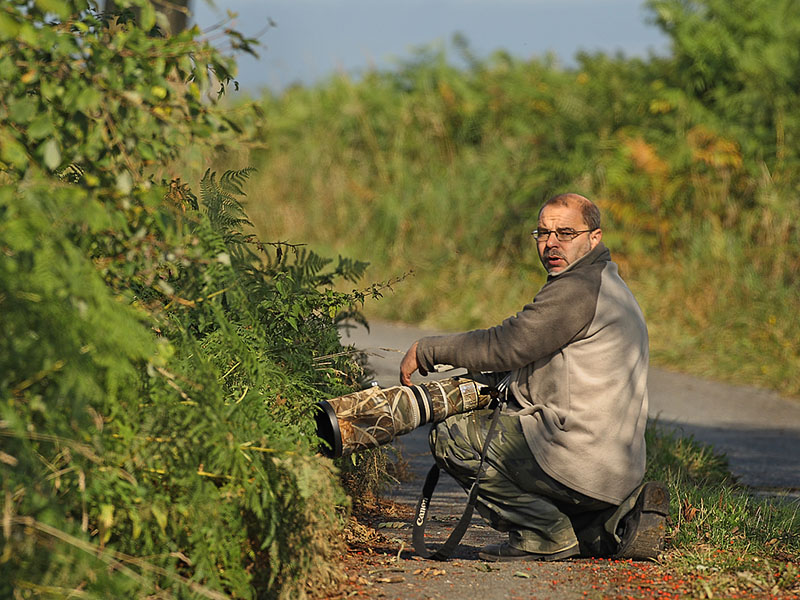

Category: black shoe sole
[615, 481, 670, 561]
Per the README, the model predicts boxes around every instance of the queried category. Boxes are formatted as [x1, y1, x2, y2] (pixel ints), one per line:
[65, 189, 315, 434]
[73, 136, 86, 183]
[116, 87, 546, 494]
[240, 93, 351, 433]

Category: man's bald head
[539, 193, 601, 231]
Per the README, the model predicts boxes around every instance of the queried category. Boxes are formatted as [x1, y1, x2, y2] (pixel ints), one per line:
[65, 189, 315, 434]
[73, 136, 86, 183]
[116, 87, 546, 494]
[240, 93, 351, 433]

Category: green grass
[646, 424, 800, 597]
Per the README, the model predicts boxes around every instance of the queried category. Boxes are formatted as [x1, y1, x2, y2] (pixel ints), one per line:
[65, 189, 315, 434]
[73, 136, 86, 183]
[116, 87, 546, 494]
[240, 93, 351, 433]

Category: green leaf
[17, 21, 38, 45]
[0, 13, 21, 40]
[99, 503, 115, 543]
[9, 98, 37, 124]
[0, 132, 28, 170]
[140, 1, 156, 31]
[99, 503, 115, 528]
[75, 87, 102, 112]
[34, 0, 71, 20]
[42, 139, 61, 170]
[130, 509, 142, 540]
[0, 56, 17, 79]
[150, 504, 168, 532]
[28, 115, 54, 140]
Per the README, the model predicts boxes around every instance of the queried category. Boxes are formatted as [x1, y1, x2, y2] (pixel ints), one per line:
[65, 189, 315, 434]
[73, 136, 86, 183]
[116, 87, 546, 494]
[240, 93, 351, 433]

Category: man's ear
[589, 228, 602, 249]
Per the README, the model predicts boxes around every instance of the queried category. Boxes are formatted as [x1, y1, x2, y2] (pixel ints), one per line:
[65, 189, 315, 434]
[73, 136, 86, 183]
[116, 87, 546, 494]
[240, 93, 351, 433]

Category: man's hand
[400, 341, 427, 386]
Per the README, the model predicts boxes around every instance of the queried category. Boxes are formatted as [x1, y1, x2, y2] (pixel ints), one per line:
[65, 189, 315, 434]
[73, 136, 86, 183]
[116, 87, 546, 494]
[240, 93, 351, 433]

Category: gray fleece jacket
[416, 243, 649, 504]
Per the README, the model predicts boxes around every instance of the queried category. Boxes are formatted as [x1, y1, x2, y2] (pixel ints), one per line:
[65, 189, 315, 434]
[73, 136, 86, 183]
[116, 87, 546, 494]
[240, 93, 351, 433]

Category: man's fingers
[399, 341, 420, 386]
[399, 362, 413, 386]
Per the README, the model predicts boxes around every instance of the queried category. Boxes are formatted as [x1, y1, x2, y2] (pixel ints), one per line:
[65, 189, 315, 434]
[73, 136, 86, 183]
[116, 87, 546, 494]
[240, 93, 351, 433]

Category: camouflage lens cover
[316, 377, 493, 457]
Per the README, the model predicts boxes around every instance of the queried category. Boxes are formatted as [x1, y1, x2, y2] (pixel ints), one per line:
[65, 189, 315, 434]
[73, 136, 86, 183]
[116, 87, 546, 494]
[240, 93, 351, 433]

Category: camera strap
[412, 401, 504, 560]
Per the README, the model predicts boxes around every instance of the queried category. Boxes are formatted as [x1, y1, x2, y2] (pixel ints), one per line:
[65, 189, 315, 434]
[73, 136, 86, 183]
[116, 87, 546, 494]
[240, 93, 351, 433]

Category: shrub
[1, 2, 372, 597]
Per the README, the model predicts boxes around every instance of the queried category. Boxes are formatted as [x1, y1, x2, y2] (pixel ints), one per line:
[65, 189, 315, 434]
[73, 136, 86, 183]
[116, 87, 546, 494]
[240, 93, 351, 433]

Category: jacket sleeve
[416, 269, 601, 373]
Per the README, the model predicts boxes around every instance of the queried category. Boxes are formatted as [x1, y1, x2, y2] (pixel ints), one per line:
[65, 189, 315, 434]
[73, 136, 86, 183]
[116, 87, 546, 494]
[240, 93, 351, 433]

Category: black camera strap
[412, 401, 504, 560]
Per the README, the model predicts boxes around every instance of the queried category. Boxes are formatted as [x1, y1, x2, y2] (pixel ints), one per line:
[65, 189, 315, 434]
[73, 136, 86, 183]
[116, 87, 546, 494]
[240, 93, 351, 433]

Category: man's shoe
[615, 481, 670, 560]
[478, 542, 579, 562]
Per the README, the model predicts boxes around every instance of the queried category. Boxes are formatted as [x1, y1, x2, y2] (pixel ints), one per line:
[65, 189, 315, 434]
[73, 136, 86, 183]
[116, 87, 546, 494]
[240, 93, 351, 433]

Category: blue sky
[192, 0, 671, 92]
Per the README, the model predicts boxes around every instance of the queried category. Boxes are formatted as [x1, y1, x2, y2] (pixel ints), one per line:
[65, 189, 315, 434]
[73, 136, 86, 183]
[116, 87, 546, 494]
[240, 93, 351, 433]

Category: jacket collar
[546, 242, 611, 280]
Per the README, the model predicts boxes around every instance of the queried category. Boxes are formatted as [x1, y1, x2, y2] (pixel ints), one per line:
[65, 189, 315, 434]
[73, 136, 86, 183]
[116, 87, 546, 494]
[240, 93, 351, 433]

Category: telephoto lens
[315, 377, 494, 457]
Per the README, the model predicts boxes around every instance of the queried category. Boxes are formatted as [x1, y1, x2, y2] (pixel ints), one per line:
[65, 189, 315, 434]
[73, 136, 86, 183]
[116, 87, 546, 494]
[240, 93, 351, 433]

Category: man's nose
[544, 232, 560, 247]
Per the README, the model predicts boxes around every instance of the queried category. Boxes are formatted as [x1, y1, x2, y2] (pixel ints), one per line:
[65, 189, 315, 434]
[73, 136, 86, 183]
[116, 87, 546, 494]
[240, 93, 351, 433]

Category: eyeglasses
[531, 227, 596, 242]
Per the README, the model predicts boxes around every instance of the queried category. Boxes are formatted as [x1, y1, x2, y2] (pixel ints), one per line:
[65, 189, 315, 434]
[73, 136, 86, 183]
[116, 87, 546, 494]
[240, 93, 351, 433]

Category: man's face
[536, 203, 602, 274]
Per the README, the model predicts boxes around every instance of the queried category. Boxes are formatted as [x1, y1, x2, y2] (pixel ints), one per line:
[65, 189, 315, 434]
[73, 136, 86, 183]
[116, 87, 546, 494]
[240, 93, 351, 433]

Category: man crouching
[400, 193, 669, 561]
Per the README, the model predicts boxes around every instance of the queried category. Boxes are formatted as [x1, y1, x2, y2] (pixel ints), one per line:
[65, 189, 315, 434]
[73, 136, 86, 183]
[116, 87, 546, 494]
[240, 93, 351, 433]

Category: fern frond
[59, 163, 85, 183]
[220, 167, 257, 196]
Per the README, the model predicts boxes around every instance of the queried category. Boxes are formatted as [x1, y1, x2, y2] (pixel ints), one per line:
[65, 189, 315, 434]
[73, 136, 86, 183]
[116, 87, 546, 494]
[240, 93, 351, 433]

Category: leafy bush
[1, 168, 369, 598]
[1, 1, 373, 597]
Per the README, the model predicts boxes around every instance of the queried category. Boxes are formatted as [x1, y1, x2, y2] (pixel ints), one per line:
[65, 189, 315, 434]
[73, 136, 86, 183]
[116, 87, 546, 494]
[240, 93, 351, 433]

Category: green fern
[201, 168, 254, 236]
[58, 163, 85, 183]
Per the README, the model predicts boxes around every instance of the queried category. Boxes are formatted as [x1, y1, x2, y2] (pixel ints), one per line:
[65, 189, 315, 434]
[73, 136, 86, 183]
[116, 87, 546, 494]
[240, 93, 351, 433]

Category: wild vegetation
[0, 1, 381, 597]
[2, 0, 798, 598]
[645, 426, 799, 596]
[230, 0, 800, 398]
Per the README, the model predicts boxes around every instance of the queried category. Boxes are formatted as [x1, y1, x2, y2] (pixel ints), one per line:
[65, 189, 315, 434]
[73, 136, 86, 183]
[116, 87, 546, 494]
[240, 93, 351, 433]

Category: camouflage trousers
[429, 409, 642, 557]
